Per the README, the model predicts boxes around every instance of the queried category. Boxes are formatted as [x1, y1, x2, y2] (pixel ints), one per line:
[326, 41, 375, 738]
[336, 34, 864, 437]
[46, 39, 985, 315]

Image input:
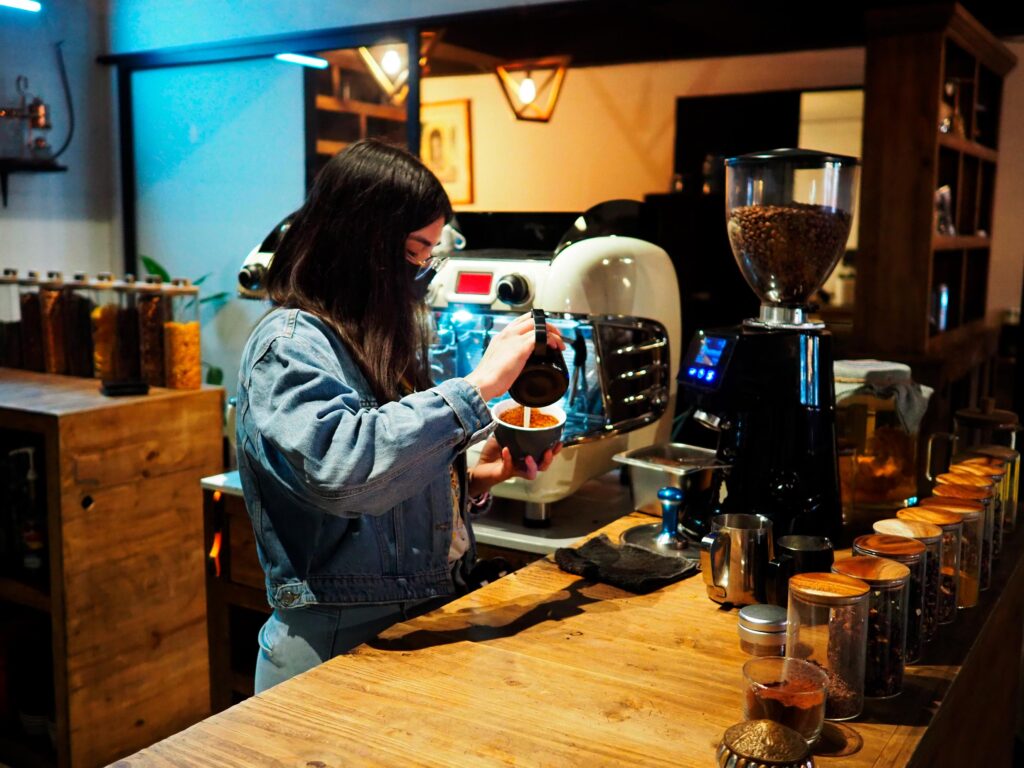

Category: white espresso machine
[427, 202, 681, 524]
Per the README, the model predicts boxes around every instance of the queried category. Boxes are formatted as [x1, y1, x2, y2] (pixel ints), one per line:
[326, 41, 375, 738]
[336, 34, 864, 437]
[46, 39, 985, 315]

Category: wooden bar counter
[116, 511, 1024, 767]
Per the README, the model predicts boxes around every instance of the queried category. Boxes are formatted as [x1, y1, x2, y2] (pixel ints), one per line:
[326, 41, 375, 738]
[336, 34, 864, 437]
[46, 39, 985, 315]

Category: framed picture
[420, 99, 473, 205]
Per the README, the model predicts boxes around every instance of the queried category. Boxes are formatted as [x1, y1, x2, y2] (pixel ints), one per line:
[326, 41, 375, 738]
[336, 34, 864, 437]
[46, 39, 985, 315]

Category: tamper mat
[555, 534, 698, 593]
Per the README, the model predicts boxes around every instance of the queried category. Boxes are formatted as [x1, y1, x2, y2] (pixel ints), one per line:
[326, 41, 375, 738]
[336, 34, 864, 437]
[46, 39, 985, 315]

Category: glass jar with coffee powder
[872, 518, 942, 644]
[832, 555, 910, 699]
[786, 572, 869, 721]
[897, 506, 962, 624]
[164, 279, 201, 390]
[919, 498, 982, 609]
[0, 268, 21, 368]
[18, 271, 44, 372]
[63, 272, 95, 377]
[932, 477, 996, 590]
[137, 276, 168, 387]
[852, 534, 925, 663]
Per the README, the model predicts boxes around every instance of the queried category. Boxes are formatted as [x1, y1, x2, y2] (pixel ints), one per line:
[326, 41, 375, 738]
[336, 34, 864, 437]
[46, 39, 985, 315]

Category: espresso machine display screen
[455, 272, 493, 295]
[683, 335, 731, 388]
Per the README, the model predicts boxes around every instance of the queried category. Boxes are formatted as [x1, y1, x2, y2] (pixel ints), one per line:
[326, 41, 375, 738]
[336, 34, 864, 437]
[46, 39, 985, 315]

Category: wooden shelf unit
[0, 369, 223, 768]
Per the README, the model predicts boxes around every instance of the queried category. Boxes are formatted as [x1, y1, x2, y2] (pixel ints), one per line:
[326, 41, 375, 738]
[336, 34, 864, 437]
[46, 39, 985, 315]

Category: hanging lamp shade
[495, 55, 570, 122]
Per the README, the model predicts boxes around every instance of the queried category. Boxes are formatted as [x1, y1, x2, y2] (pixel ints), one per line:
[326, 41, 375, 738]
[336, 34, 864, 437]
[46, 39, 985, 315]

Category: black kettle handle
[532, 308, 547, 355]
[766, 552, 795, 607]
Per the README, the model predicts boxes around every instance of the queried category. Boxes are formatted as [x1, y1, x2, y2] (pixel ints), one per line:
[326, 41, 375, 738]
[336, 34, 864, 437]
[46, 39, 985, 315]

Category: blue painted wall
[132, 57, 304, 395]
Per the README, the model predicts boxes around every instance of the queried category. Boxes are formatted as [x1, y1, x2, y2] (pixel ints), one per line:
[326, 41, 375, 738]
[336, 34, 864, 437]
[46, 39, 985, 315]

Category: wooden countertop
[116, 512, 1024, 767]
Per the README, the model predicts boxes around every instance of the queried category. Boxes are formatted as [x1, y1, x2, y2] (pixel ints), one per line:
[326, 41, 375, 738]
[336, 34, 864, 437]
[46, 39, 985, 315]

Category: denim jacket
[236, 308, 494, 609]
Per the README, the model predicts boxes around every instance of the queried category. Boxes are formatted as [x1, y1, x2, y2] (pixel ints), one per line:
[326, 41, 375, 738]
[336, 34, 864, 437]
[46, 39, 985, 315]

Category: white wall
[107, 0, 582, 54]
[422, 48, 866, 212]
[132, 59, 305, 395]
[0, 0, 118, 278]
[988, 40, 1024, 316]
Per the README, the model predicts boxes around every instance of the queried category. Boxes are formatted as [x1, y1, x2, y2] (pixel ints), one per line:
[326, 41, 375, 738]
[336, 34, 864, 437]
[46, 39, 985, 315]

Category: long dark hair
[266, 139, 451, 402]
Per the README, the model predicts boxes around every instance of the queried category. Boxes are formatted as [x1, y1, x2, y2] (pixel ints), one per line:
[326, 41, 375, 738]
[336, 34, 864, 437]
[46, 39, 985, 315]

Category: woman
[236, 139, 563, 692]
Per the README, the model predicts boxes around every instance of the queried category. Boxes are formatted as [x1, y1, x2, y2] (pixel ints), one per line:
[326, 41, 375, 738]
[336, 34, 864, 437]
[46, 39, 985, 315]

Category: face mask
[407, 261, 434, 301]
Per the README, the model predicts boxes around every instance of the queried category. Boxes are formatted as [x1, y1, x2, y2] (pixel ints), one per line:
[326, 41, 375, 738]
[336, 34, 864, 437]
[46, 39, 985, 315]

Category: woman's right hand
[464, 312, 565, 401]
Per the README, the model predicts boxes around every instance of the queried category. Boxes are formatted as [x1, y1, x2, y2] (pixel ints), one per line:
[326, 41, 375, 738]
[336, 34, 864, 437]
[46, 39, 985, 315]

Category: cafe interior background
[2, 0, 1024, 765]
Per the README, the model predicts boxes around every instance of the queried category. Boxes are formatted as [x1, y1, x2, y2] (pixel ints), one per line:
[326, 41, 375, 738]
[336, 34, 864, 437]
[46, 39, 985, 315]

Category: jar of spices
[918, 498, 982, 609]
[872, 518, 943, 645]
[113, 275, 142, 384]
[950, 461, 1008, 554]
[90, 272, 119, 380]
[832, 555, 911, 699]
[738, 604, 787, 657]
[932, 476, 996, 590]
[852, 534, 926, 663]
[164, 278, 201, 390]
[963, 447, 1019, 532]
[18, 271, 44, 372]
[0, 268, 21, 368]
[786, 572, 869, 721]
[897, 506, 962, 624]
[137, 276, 168, 387]
[62, 272, 95, 377]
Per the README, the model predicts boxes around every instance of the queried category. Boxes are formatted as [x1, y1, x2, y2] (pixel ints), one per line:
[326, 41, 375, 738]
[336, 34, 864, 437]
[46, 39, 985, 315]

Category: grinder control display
[683, 333, 732, 389]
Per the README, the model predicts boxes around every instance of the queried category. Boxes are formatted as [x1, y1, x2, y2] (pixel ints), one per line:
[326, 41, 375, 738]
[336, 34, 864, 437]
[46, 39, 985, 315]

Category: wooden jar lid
[951, 462, 1005, 479]
[920, 496, 984, 511]
[931, 481, 993, 501]
[897, 507, 963, 528]
[833, 555, 911, 586]
[789, 572, 869, 604]
[854, 533, 926, 560]
[873, 518, 943, 543]
[968, 446, 1019, 461]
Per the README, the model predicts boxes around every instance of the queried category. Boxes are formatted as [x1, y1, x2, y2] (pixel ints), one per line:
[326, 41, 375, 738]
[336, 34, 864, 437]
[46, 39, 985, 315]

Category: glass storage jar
[897, 507, 962, 624]
[963, 447, 1019, 532]
[164, 278, 201, 390]
[932, 476, 996, 589]
[39, 271, 68, 375]
[950, 461, 1007, 554]
[852, 534, 926, 663]
[90, 273, 119, 380]
[18, 271, 44, 372]
[872, 518, 942, 644]
[832, 555, 910, 699]
[0, 268, 21, 368]
[738, 604, 787, 657]
[113, 276, 141, 384]
[918, 498, 982, 608]
[63, 272, 95, 378]
[786, 572, 870, 721]
[137, 276, 168, 387]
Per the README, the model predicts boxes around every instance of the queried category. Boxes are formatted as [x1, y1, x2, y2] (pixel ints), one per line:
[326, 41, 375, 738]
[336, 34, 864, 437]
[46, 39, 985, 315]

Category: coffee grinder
[680, 149, 859, 542]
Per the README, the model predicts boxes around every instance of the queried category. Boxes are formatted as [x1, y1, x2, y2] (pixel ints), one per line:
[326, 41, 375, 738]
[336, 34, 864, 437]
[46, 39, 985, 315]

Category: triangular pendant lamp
[495, 55, 570, 122]
[359, 31, 442, 107]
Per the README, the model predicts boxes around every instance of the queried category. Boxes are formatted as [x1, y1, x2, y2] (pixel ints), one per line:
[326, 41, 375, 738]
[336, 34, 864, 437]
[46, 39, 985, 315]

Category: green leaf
[205, 365, 224, 386]
[199, 291, 231, 304]
[140, 255, 171, 282]
[193, 273, 212, 286]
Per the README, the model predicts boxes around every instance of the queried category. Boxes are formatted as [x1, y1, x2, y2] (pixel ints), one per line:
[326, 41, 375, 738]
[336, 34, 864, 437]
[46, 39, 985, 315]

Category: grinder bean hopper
[680, 149, 859, 543]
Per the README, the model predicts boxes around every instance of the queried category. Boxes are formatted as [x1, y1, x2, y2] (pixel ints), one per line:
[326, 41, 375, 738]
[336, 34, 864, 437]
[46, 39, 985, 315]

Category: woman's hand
[468, 436, 562, 496]
[464, 312, 565, 402]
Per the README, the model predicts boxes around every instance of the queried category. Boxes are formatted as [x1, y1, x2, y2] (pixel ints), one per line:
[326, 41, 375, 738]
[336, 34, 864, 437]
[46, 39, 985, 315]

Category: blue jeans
[254, 600, 439, 693]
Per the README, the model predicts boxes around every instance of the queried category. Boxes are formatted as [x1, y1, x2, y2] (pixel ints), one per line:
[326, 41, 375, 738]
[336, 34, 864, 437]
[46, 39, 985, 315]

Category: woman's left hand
[468, 436, 562, 497]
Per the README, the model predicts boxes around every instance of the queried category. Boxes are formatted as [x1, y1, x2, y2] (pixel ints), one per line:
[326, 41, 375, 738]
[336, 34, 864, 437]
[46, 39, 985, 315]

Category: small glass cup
[742, 656, 828, 745]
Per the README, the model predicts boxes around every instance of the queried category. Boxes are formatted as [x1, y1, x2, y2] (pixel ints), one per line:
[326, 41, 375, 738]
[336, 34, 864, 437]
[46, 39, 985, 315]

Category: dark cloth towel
[554, 534, 698, 594]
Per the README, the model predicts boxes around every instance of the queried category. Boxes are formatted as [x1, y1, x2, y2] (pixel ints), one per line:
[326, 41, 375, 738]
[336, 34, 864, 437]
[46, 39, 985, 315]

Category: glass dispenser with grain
[785, 572, 869, 721]
[63, 272, 95, 377]
[0, 268, 21, 368]
[164, 278, 201, 390]
[896, 506, 962, 624]
[851, 534, 926, 662]
[832, 555, 910, 699]
[918, 498, 982, 609]
[18, 270, 44, 372]
[137, 276, 168, 387]
[90, 272, 119, 380]
[872, 518, 943, 644]
[39, 271, 68, 375]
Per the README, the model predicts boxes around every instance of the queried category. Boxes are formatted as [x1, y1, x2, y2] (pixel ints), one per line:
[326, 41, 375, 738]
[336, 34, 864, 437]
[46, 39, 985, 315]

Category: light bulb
[518, 75, 537, 105]
[381, 49, 403, 77]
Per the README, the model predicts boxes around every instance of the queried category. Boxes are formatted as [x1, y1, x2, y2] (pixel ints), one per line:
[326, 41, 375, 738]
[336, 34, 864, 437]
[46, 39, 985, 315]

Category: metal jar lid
[738, 603, 787, 633]
[717, 720, 813, 768]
